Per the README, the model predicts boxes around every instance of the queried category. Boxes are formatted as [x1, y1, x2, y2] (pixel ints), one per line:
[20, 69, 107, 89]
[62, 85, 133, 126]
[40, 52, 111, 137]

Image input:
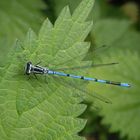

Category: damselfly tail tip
[121, 83, 131, 88]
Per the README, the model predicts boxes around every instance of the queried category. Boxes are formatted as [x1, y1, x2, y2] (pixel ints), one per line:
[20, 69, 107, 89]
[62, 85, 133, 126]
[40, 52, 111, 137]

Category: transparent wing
[53, 62, 118, 71]
[91, 45, 111, 54]
[50, 75, 112, 104]
[50, 45, 110, 67]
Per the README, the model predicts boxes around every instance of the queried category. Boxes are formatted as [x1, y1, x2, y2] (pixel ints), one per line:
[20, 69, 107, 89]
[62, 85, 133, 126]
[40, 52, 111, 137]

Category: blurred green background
[0, 0, 140, 140]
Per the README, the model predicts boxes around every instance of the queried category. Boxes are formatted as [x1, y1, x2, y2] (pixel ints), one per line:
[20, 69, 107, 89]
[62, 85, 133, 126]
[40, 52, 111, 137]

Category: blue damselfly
[25, 62, 130, 88]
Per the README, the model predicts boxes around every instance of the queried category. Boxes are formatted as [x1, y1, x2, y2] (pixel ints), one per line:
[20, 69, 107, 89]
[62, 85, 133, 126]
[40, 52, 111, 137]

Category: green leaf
[88, 19, 140, 140]
[48, 0, 97, 22]
[0, 0, 45, 38]
[87, 19, 132, 61]
[0, 0, 46, 66]
[49, 0, 83, 18]
[48, 0, 125, 23]
[89, 51, 140, 140]
[91, 19, 131, 47]
[0, 0, 95, 139]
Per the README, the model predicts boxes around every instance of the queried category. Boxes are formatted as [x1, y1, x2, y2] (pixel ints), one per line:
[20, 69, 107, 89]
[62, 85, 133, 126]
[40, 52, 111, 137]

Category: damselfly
[25, 62, 131, 88]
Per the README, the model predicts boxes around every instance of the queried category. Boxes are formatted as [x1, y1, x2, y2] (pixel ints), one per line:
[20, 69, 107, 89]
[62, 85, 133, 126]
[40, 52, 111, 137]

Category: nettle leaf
[87, 19, 131, 61]
[88, 19, 140, 140]
[91, 19, 131, 47]
[0, 0, 95, 139]
[89, 51, 140, 140]
[49, 0, 83, 18]
[48, 0, 97, 22]
[49, 0, 124, 24]
[0, 0, 45, 38]
[0, 0, 45, 66]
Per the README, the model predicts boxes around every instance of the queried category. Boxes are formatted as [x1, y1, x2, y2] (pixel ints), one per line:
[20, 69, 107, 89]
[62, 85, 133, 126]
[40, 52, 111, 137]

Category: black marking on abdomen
[94, 78, 98, 82]
[106, 81, 121, 86]
[111, 81, 121, 86]
[81, 76, 84, 79]
[106, 80, 111, 84]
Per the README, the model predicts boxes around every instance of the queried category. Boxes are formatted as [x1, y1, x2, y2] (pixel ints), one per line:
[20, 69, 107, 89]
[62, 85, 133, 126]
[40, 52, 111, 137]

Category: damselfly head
[25, 62, 32, 75]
